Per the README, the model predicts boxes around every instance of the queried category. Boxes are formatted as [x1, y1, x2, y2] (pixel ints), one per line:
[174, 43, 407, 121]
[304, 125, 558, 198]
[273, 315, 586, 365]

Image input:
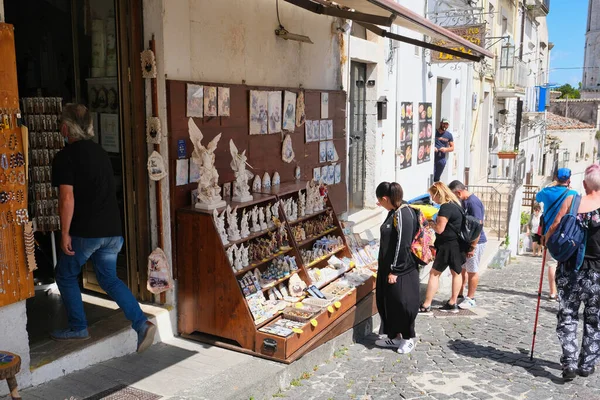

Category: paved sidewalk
[275, 256, 600, 400]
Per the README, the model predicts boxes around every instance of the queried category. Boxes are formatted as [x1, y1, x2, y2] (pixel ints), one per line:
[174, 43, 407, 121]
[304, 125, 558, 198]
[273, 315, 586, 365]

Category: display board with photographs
[417, 102, 433, 165]
[398, 102, 413, 170]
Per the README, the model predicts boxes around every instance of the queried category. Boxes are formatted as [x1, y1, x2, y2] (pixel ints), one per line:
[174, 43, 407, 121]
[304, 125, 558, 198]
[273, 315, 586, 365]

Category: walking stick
[530, 246, 547, 361]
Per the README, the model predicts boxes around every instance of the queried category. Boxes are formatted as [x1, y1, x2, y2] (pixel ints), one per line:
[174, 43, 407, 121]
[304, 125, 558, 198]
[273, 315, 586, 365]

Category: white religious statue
[295, 166, 301, 180]
[233, 244, 243, 271]
[272, 172, 281, 186]
[262, 172, 271, 189]
[213, 208, 229, 245]
[252, 175, 262, 193]
[304, 182, 313, 214]
[189, 118, 226, 210]
[240, 209, 250, 239]
[258, 207, 268, 230]
[229, 139, 254, 202]
[271, 201, 280, 221]
[298, 190, 306, 217]
[251, 206, 260, 233]
[226, 205, 241, 241]
[241, 244, 249, 267]
[291, 201, 298, 221]
[226, 246, 235, 267]
[266, 204, 274, 228]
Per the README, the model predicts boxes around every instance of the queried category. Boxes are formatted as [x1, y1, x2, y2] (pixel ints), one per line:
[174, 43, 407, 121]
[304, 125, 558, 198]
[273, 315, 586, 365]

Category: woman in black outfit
[420, 182, 467, 313]
[374, 182, 420, 354]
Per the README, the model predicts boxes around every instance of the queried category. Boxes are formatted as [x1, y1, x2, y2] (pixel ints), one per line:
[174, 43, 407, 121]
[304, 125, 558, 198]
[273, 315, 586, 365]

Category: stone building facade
[582, 0, 600, 99]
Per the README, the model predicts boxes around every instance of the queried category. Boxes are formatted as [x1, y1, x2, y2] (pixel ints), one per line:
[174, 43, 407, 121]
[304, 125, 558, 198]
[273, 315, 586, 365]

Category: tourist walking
[536, 168, 578, 300]
[448, 180, 486, 309]
[374, 182, 420, 354]
[528, 204, 543, 257]
[51, 104, 156, 353]
[546, 164, 600, 381]
[420, 182, 466, 314]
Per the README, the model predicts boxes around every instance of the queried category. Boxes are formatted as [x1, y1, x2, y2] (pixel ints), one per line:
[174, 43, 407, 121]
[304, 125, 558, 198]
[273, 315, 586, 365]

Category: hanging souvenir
[140, 49, 157, 79]
[146, 117, 162, 144]
[147, 151, 167, 181]
[147, 247, 173, 294]
[296, 91, 306, 127]
[24, 222, 37, 272]
[282, 134, 295, 163]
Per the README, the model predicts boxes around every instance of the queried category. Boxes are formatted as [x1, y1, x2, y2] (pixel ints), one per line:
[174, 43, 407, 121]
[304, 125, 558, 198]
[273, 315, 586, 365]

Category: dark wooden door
[349, 62, 366, 213]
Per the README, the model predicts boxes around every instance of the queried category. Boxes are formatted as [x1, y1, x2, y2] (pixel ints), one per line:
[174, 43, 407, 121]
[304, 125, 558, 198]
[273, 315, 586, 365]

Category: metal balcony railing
[498, 58, 529, 91]
[467, 185, 505, 240]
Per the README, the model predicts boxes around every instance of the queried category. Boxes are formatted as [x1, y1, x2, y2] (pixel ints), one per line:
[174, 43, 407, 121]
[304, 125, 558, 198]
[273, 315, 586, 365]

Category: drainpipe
[519, 2, 526, 61]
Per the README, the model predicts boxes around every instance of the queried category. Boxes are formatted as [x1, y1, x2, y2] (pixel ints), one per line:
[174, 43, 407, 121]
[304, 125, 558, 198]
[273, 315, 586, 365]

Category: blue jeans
[434, 157, 446, 182]
[55, 236, 147, 333]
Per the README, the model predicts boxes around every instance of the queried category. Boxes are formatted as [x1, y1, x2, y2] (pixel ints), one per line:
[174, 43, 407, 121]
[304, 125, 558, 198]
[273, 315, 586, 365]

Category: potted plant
[497, 150, 518, 160]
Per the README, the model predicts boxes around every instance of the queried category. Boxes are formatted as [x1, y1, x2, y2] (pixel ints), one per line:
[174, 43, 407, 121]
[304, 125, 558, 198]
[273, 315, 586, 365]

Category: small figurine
[241, 244, 249, 267]
[295, 166, 301, 180]
[291, 201, 298, 221]
[234, 244, 243, 271]
[251, 206, 260, 233]
[230, 139, 254, 202]
[258, 207, 268, 230]
[271, 201, 280, 220]
[252, 174, 262, 193]
[213, 208, 229, 245]
[266, 204, 274, 228]
[262, 172, 271, 189]
[226, 205, 241, 241]
[240, 209, 250, 238]
[298, 190, 306, 217]
[272, 171, 281, 186]
[226, 245, 235, 267]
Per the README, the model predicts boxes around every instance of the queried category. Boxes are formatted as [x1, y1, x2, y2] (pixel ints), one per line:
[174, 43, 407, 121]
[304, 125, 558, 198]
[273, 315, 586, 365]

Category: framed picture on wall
[100, 113, 119, 153]
[268, 91, 282, 134]
[249, 90, 268, 135]
[218, 87, 231, 117]
[282, 91, 296, 131]
[321, 92, 329, 119]
[204, 86, 217, 117]
[186, 84, 203, 118]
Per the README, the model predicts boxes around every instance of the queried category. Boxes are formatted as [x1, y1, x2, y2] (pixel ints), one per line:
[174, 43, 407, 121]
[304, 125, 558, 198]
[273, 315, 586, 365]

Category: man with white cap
[434, 118, 454, 182]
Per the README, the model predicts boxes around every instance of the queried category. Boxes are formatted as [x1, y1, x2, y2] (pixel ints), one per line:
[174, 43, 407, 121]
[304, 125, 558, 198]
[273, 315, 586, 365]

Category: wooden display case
[176, 182, 377, 362]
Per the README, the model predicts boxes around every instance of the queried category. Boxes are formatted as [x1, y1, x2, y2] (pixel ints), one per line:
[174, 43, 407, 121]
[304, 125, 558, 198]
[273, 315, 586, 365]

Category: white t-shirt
[530, 214, 541, 234]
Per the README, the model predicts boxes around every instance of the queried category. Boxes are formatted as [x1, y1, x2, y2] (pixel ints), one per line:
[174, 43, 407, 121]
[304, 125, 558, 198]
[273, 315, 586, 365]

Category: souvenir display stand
[0, 23, 35, 307]
[177, 181, 377, 363]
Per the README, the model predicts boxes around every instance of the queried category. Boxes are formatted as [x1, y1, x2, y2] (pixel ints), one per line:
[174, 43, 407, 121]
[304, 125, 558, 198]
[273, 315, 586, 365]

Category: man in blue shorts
[535, 168, 578, 300]
[449, 180, 486, 309]
[434, 118, 454, 182]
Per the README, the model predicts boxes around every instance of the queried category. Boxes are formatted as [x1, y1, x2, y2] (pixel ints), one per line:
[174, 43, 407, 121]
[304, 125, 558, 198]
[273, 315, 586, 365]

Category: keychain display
[21, 97, 63, 232]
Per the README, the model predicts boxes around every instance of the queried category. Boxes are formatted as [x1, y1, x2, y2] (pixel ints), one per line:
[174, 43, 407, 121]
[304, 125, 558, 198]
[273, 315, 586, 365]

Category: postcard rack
[176, 181, 377, 363]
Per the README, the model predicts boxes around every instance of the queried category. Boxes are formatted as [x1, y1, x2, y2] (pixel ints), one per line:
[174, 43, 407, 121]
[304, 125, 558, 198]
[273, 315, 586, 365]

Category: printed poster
[398, 102, 413, 170]
[417, 102, 432, 165]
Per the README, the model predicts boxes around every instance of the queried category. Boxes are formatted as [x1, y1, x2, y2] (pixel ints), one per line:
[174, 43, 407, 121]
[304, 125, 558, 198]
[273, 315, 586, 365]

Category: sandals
[419, 304, 432, 313]
[549, 294, 558, 301]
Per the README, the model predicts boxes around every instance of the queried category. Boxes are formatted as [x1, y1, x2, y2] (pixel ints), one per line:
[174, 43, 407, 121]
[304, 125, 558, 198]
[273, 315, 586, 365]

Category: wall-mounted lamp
[455, 79, 460, 85]
[428, 71, 434, 79]
[367, 80, 375, 87]
[356, 79, 365, 88]
[498, 109, 509, 115]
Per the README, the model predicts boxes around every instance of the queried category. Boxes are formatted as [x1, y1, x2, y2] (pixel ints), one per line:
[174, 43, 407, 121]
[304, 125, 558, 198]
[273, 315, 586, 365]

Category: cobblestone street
[275, 256, 600, 400]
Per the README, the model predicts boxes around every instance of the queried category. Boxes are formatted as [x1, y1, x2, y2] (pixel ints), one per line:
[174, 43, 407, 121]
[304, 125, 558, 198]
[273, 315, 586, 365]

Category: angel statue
[230, 139, 254, 202]
[189, 118, 226, 210]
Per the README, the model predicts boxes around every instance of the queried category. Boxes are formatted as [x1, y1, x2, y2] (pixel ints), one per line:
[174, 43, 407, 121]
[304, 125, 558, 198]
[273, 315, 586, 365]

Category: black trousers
[376, 268, 420, 339]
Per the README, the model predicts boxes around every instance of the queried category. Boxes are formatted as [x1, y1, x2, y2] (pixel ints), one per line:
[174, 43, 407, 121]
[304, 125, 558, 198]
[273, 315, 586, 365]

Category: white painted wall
[0, 302, 32, 396]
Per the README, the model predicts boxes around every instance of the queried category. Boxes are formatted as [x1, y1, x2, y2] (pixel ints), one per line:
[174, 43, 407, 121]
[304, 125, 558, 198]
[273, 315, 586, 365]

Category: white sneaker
[397, 338, 416, 354]
[375, 338, 405, 348]
[459, 297, 476, 309]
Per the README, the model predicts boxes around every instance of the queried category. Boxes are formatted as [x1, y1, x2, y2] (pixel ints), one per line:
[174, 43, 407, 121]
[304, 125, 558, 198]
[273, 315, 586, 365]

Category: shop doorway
[5, 0, 150, 365]
[349, 61, 367, 213]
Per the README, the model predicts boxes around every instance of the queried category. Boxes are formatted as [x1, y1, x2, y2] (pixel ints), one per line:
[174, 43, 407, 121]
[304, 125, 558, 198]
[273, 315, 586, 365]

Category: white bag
[147, 247, 173, 294]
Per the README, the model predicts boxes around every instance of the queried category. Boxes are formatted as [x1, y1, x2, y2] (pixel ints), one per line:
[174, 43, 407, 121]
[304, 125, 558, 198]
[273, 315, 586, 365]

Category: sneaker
[419, 304, 432, 314]
[397, 338, 416, 354]
[459, 297, 477, 309]
[136, 321, 157, 353]
[439, 301, 459, 313]
[375, 338, 405, 348]
[50, 328, 90, 342]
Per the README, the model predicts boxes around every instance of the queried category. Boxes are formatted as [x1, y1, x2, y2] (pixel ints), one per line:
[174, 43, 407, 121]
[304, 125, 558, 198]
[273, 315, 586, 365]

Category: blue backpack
[546, 195, 587, 269]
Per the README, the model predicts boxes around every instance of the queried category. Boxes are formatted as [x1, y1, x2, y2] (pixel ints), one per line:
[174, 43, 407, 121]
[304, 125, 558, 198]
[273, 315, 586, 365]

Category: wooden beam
[283, 0, 396, 27]
[359, 22, 482, 62]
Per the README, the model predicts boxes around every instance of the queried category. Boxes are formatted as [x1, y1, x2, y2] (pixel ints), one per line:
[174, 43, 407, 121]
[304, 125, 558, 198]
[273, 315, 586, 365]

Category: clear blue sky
[547, 0, 589, 86]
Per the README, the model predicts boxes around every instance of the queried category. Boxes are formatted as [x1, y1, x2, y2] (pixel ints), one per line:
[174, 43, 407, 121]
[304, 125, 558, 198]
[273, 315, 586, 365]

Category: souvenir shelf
[177, 181, 377, 363]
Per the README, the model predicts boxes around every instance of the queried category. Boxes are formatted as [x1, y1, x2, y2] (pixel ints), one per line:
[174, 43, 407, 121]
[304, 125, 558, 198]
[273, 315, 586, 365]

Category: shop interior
[5, 0, 133, 365]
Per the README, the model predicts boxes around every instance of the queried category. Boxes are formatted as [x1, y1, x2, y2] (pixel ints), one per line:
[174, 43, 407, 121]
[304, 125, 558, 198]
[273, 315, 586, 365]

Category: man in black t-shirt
[51, 104, 155, 353]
